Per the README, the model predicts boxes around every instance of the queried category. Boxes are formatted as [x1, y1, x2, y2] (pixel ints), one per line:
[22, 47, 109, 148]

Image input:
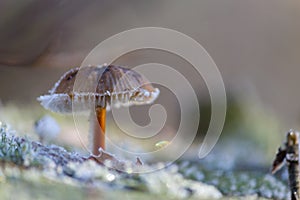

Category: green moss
[177, 160, 288, 199]
[0, 122, 42, 167]
[0, 177, 86, 200]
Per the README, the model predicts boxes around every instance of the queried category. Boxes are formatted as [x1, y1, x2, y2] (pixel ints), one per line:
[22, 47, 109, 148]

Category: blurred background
[0, 0, 300, 165]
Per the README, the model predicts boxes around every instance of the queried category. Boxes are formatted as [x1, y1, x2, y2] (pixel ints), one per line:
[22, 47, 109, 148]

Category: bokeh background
[0, 0, 300, 165]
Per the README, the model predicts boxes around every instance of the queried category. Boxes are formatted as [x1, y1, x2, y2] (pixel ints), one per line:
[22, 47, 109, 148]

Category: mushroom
[38, 65, 159, 155]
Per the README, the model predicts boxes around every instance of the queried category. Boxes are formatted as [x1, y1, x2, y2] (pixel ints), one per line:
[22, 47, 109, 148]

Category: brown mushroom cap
[38, 65, 160, 113]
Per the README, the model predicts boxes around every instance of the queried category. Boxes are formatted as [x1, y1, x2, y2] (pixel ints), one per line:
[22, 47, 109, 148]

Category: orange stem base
[92, 107, 106, 155]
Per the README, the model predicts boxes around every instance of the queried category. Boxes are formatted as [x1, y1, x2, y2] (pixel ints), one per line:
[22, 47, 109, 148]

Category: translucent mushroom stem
[92, 106, 106, 155]
[39, 136, 44, 144]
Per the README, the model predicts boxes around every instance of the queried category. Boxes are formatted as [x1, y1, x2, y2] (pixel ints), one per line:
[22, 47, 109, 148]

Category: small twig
[272, 130, 300, 200]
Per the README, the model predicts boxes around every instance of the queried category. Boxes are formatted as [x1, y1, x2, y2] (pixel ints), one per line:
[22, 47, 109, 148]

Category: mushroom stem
[92, 106, 106, 154]
[39, 136, 44, 144]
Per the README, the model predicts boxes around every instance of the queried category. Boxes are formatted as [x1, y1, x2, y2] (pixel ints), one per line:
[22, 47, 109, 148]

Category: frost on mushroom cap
[38, 65, 160, 113]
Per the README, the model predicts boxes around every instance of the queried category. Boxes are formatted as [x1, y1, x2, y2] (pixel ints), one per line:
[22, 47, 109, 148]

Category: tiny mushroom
[38, 65, 159, 156]
[34, 115, 60, 143]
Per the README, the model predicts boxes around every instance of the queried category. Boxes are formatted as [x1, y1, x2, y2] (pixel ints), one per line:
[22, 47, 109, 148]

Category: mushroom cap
[38, 65, 159, 113]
